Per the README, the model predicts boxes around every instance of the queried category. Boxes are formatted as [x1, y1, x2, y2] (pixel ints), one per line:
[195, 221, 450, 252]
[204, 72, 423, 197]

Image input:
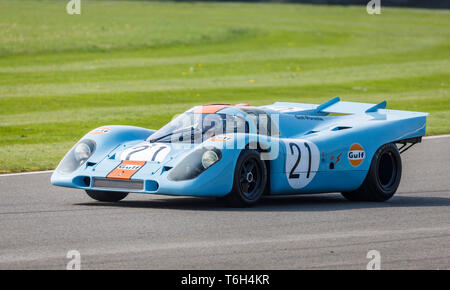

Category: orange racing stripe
[192, 105, 231, 114]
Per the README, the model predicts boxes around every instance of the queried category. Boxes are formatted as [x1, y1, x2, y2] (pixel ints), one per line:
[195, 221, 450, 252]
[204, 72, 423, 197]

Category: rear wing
[263, 97, 427, 118]
[261, 97, 428, 144]
[316, 97, 387, 115]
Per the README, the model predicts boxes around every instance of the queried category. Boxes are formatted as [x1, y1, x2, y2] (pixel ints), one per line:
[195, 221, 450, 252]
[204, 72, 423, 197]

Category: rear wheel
[341, 143, 402, 202]
[85, 190, 128, 202]
[225, 150, 267, 207]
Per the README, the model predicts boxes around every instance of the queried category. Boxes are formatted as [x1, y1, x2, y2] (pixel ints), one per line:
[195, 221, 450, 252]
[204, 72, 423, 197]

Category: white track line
[0, 134, 449, 177]
[0, 170, 54, 177]
[423, 134, 450, 140]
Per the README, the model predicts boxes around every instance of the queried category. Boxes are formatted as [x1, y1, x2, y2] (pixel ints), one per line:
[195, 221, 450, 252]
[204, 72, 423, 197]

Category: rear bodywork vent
[332, 126, 352, 131]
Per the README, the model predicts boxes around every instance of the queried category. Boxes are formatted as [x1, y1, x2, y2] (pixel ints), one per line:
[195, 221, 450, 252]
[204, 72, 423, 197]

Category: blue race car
[51, 97, 427, 207]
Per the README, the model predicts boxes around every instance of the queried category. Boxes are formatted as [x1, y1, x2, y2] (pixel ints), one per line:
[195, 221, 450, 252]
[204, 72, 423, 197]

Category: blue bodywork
[51, 98, 427, 197]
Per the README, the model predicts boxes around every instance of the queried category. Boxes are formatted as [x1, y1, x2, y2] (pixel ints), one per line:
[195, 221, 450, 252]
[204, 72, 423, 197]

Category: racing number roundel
[120, 144, 171, 162]
[284, 140, 320, 189]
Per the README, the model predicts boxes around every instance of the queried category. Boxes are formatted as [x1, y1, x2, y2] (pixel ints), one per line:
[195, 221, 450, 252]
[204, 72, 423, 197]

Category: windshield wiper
[149, 127, 197, 143]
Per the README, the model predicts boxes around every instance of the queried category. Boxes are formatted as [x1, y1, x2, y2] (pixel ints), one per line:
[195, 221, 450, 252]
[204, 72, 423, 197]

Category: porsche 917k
[51, 97, 427, 206]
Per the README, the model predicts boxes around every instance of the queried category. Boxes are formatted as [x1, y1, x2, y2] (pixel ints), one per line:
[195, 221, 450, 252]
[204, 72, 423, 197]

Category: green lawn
[0, 0, 449, 173]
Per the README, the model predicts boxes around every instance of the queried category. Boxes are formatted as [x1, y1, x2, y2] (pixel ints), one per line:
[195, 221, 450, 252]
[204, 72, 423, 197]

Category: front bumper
[51, 155, 235, 197]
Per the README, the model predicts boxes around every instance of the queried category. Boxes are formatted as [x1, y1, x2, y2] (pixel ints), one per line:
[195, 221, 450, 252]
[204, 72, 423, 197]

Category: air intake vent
[93, 178, 144, 190]
[332, 126, 351, 131]
[304, 130, 320, 135]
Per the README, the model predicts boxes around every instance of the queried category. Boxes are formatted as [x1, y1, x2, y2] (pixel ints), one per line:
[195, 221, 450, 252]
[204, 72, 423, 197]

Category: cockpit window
[238, 107, 280, 137]
[147, 112, 249, 143]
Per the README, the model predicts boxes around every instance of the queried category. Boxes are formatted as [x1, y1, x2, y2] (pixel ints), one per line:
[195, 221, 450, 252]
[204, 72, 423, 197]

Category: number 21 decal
[284, 140, 320, 189]
[120, 144, 171, 162]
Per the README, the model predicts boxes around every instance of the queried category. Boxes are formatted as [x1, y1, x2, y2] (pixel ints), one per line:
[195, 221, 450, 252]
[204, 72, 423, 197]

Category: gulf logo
[107, 160, 145, 179]
[348, 143, 365, 167]
[117, 164, 142, 170]
[90, 127, 110, 135]
[210, 134, 233, 142]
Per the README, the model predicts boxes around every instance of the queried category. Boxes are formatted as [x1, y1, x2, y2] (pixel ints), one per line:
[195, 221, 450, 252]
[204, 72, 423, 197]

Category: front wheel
[341, 143, 402, 202]
[225, 150, 267, 207]
[85, 190, 128, 202]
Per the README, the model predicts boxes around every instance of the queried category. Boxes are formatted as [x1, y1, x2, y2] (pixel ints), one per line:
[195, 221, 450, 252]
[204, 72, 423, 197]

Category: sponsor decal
[90, 127, 110, 135]
[210, 134, 233, 142]
[295, 115, 324, 121]
[330, 153, 342, 164]
[348, 143, 365, 167]
[265, 106, 303, 113]
[107, 160, 145, 179]
[336, 153, 342, 164]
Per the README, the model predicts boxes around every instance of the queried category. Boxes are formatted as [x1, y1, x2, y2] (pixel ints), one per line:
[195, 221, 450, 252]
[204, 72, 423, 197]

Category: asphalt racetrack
[0, 136, 449, 269]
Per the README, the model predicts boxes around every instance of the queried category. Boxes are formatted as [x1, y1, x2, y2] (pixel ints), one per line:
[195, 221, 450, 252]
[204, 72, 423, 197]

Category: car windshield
[147, 112, 249, 143]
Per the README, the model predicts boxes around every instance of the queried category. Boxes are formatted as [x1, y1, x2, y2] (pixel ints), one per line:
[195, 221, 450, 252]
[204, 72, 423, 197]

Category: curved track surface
[0, 137, 449, 269]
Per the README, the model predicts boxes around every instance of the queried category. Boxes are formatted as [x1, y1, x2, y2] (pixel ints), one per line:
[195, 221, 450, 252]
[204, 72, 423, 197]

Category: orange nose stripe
[192, 105, 231, 114]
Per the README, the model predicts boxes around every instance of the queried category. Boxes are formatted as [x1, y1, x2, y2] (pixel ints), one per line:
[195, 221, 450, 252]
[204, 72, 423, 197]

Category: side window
[258, 113, 270, 136]
[247, 111, 279, 136]
[225, 115, 248, 134]
[246, 112, 259, 134]
[237, 107, 281, 136]
[203, 114, 223, 138]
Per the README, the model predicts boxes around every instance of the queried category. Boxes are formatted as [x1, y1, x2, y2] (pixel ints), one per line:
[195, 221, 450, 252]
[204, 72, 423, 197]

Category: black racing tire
[225, 150, 268, 207]
[85, 190, 129, 202]
[341, 143, 402, 202]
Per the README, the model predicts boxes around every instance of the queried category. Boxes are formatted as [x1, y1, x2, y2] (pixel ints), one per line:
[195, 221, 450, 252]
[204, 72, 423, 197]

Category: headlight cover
[56, 139, 96, 174]
[168, 147, 222, 181]
[202, 150, 219, 169]
[74, 143, 92, 163]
